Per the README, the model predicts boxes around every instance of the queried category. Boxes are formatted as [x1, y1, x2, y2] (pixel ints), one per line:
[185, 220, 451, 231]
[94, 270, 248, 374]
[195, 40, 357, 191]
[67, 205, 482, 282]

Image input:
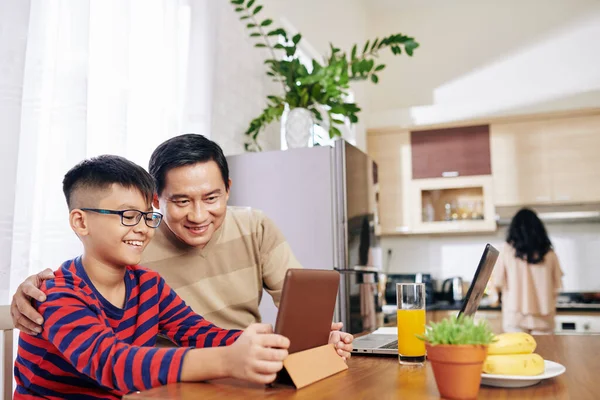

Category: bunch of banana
[483, 333, 545, 376]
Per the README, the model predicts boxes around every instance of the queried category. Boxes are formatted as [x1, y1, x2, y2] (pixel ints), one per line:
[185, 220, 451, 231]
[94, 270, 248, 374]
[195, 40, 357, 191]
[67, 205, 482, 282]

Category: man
[11, 134, 353, 359]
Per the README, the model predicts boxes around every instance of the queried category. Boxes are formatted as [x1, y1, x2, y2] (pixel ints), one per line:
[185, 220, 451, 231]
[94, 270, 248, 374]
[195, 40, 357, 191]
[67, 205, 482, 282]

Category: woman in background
[492, 208, 564, 334]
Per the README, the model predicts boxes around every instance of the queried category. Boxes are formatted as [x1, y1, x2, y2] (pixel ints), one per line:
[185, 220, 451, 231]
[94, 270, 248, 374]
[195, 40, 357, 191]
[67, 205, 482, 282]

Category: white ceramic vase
[284, 107, 314, 148]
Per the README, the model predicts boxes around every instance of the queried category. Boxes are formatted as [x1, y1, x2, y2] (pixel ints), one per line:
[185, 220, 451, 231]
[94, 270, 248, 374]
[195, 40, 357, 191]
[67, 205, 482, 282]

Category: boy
[14, 155, 290, 399]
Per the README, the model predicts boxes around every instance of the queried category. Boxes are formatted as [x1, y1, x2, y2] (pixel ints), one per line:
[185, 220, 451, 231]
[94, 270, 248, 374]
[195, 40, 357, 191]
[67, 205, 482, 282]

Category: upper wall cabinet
[547, 115, 600, 204]
[411, 125, 491, 179]
[491, 114, 600, 206]
[490, 123, 552, 206]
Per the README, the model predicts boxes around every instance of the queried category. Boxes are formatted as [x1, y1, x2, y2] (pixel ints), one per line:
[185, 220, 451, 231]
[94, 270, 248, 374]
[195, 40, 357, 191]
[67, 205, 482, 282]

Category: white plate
[481, 360, 566, 388]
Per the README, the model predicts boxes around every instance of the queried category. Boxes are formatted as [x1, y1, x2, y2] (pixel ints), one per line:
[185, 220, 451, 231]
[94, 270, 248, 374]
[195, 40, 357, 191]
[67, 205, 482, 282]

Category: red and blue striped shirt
[14, 257, 242, 399]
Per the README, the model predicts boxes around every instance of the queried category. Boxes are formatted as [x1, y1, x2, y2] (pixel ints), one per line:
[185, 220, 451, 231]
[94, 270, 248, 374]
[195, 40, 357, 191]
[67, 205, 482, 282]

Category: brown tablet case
[274, 269, 348, 389]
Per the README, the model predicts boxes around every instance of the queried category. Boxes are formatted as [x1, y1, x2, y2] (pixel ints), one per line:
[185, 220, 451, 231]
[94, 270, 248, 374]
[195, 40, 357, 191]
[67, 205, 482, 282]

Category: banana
[488, 332, 537, 355]
[483, 353, 545, 376]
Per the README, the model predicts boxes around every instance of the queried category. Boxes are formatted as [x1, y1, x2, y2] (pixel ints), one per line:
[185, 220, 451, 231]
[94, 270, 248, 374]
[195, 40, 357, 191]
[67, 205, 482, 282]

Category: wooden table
[125, 335, 599, 399]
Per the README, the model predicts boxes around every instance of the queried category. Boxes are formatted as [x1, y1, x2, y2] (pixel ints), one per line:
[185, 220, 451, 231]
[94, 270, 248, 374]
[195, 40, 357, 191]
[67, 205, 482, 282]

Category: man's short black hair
[63, 155, 155, 209]
[148, 134, 230, 196]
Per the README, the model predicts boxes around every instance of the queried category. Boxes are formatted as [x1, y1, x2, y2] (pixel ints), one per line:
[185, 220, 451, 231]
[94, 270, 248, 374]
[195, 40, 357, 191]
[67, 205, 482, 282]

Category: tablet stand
[280, 343, 348, 389]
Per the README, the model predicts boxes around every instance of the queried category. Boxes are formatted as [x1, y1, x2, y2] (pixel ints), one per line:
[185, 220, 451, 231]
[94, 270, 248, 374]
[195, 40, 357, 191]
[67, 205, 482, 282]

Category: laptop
[352, 243, 499, 356]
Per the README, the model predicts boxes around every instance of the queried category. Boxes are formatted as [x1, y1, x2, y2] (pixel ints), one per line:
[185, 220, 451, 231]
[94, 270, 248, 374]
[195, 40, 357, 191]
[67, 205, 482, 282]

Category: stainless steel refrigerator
[227, 139, 382, 334]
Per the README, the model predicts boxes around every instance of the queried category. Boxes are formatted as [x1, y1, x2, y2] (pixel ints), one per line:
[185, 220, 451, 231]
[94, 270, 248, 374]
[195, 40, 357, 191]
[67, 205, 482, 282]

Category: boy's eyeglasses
[80, 208, 163, 228]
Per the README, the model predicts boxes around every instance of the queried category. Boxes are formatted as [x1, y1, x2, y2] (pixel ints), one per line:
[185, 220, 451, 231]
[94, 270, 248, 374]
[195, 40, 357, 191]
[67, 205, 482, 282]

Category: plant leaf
[230, 0, 244, 5]
[371, 74, 378, 84]
[375, 64, 386, 71]
[246, 23, 257, 28]
[292, 33, 302, 45]
[267, 28, 286, 36]
[405, 40, 419, 56]
[250, 32, 261, 37]
[330, 105, 345, 114]
[253, 5, 263, 14]
[371, 38, 379, 50]
[247, 0, 256, 7]
[329, 126, 342, 139]
[255, 43, 267, 48]
[261, 19, 273, 27]
[350, 44, 357, 60]
[235, 7, 244, 12]
[362, 40, 370, 54]
[240, 15, 250, 20]
[367, 59, 375, 71]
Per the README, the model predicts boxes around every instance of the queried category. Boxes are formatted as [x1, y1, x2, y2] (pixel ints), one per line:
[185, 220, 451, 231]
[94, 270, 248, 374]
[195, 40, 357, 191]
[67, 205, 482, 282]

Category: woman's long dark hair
[506, 208, 553, 264]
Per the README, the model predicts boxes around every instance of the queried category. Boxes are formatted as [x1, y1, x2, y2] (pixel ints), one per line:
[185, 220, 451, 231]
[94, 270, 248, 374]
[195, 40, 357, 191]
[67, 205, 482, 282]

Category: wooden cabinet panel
[472, 310, 503, 334]
[411, 125, 491, 179]
[546, 115, 600, 204]
[367, 131, 412, 234]
[430, 310, 503, 333]
[490, 123, 553, 206]
[491, 114, 600, 206]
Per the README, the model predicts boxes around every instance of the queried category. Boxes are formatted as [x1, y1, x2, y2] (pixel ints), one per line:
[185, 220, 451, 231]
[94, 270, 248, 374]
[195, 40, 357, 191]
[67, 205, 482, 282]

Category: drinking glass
[396, 283, 426, 365]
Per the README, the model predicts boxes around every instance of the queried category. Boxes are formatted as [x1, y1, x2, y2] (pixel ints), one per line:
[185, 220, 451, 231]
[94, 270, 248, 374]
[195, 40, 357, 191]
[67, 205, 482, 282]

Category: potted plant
[418, 315, 495, 400]
[230, 0, 419, 151]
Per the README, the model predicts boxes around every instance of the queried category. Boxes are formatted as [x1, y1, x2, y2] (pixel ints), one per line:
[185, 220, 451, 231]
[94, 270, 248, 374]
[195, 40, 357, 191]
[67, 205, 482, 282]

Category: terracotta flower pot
[426, 343, 488, 400]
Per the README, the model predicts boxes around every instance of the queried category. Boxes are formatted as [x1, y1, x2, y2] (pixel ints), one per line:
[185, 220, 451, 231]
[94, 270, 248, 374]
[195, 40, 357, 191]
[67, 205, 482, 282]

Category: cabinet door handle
[442, 171, 459, 178]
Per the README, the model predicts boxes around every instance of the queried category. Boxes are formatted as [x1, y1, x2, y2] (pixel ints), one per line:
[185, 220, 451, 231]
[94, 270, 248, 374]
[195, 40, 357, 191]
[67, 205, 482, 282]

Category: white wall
[382, 223, 600, 292]
[365, 0, 600, 128]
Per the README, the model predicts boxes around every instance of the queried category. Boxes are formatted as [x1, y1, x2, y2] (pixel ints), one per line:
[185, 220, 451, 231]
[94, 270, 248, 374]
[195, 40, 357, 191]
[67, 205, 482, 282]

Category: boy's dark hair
[148, 134, 230, 195]
[63, 155, 155, 209]
[506, 208, 553, 264]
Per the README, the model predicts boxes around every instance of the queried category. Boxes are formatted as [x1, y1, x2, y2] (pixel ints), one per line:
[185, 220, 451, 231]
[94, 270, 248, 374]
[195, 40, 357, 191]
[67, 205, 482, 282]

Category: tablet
[274, 269, 340, 354]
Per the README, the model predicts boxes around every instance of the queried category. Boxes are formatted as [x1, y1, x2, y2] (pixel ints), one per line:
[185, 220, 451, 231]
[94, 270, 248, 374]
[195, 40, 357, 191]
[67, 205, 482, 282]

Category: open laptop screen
[458, 243, 499, 318]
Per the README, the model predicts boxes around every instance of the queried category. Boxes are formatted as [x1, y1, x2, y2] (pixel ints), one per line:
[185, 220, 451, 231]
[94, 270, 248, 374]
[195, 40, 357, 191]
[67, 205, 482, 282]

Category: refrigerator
[227, 139, 382, 334]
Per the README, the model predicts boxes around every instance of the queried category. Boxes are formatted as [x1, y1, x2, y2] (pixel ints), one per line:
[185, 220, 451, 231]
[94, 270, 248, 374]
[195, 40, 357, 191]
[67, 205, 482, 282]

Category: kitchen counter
[427, 302, 501, 311]
[124, 335, 599, 399]
[384, 302, 600, 314]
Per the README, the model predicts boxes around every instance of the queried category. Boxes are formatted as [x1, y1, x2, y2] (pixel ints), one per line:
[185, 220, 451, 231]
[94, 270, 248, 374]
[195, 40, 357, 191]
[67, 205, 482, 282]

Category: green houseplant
[230, 0, 419, 151]
[419, 315, 495, 400]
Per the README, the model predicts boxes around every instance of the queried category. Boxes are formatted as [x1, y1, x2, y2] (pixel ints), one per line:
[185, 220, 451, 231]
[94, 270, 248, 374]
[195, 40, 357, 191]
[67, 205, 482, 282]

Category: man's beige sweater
[141, 206, 302, 329]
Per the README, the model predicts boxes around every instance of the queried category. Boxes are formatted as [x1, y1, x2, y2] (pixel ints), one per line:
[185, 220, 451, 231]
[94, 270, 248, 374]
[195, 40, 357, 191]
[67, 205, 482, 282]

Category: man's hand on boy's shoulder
[11, 268, 55, 335]
[329, 322, 353, 361]
[225, 323, 290, 385]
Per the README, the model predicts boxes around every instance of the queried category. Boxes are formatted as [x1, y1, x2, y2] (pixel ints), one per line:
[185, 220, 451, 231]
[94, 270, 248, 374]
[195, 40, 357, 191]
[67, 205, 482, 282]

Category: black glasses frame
[80, 208, 163, 228]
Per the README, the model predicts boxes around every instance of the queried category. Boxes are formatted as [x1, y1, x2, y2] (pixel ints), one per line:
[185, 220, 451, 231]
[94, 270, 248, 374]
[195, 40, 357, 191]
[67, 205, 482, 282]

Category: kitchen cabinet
[491, 114, 600, 206]
[411, 125, 491, 179]
[368, 110, 600, 236]
[547, 116, 600, 203]
[367, 131, 412, 234]
[490, 123, 552, 206]
[472, 310, 503, 334]
[430, 310, 503, 334]
[410, 175, 496, 234]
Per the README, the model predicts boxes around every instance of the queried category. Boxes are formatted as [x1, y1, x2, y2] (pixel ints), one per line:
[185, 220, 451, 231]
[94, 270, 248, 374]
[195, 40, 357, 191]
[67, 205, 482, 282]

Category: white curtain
[0, 0, 218, 304]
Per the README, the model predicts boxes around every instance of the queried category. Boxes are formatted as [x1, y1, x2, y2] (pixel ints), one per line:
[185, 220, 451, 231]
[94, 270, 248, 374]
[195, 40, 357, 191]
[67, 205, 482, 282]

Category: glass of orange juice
[396, 283, 426, 365]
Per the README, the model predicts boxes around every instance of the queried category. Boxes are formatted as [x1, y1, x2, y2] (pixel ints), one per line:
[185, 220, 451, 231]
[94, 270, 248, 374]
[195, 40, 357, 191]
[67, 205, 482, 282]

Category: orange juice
[396, 309, 426, 357]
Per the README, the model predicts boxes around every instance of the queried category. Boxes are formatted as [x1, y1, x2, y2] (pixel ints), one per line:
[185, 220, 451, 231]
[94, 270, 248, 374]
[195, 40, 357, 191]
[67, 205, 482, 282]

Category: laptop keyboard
[380, 340, 398, 349]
